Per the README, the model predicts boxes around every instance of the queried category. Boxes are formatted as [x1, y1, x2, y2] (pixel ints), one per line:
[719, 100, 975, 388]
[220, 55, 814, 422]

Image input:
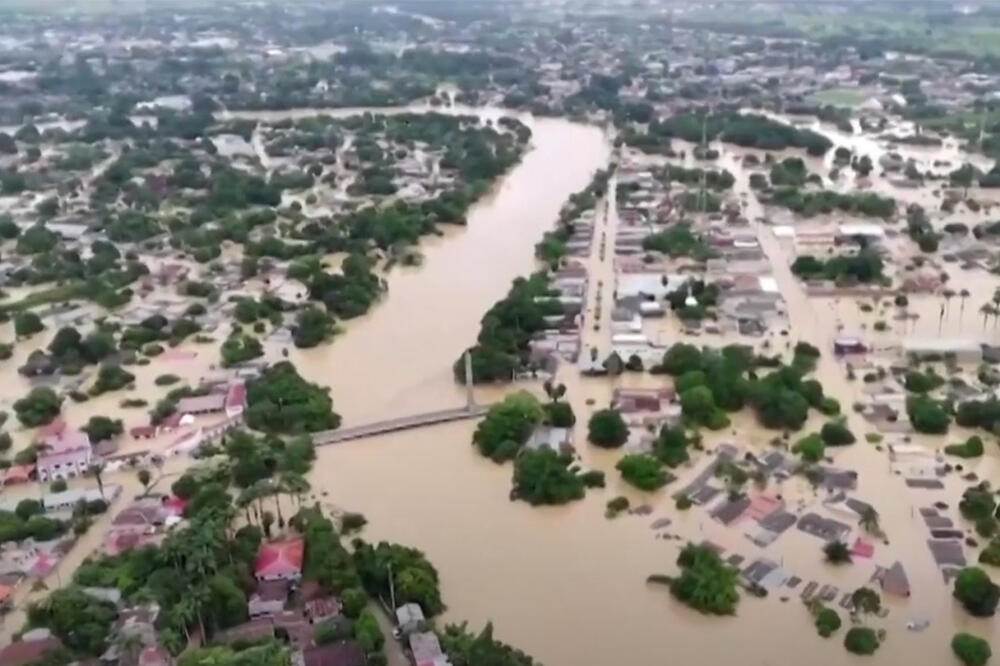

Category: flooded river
[277, 107, 998, 665]
[1, 102, 997, 662]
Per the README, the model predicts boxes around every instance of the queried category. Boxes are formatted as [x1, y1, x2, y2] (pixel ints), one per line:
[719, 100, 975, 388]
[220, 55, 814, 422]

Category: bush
[155, 374, 181, 386]
[945, 436, 985, 459]
[844, 627, 880, 655]
[952, 633, 992, 666]
[50, 479, 67, 493]
[587, 409, 629, 448]
[793, 433, 825, 462]
[606, 496, 630, 518]
[543, 401, 576, 428]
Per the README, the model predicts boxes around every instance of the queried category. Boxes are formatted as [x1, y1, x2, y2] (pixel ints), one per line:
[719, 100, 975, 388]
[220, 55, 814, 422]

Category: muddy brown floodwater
[4, 104, 998, 663]
[278, 108, 999, 666]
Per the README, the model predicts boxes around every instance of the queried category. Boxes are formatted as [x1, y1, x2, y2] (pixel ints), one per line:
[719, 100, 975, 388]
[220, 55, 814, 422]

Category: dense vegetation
[790, 251, 885, 285]
[456, 273, 561, 383]
[654, 112, 833, 155]
[246, 361, 341, 434]
[655, 342, 838, 432]
[654, 543, 739, 615]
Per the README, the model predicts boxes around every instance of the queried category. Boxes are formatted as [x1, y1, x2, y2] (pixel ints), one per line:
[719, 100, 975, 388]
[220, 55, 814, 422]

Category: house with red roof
[254, 538, 304, 582]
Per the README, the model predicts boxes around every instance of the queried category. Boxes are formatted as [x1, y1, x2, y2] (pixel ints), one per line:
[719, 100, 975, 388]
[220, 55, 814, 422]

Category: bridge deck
[313, 405, 489, 445]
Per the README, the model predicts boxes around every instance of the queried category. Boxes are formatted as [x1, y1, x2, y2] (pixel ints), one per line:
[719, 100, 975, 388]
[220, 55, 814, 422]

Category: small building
[408, 632, 452, 666]
[304, 596, 341, 624]
[880, 561, 911, 597]
[175, 393, 226, 416]
[248, 580, 289, 618]
[254, 538, 304, 582]
[302, 642, 365, 666]
[395, 603, 426, 636]
[0, 630, 64, 666]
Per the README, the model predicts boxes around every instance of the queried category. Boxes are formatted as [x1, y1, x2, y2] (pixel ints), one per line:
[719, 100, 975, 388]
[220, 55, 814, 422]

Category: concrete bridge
[312, 404, 489, 446]
[312, 351, 490, 446]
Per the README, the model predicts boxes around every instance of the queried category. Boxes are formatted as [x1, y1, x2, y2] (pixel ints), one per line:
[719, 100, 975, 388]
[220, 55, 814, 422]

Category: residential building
[248, 580, 289, 618]
[254, 538, 305, 581]
[36, 426, 92, 483]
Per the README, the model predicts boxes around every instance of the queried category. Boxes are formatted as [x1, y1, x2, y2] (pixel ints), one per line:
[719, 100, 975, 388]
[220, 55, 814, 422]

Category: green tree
[616, 454, 670, 491]
[820, 420, 856, 446]
[246, 361, 341, 434]
[292, 306, 335, 348]
[814, 606, 842, 638]
[954, 567, 1000, 617]
[511, 448, 587, 505]
[907, 395, 951, 434]
[850, 587, 881, 615]
[823, 540, 852, 564]
[952, 633, 992, 666]
[14, 312, 45, 338]
[13, 387, 62, 426]
[81, 416, 123, 443]
[844, 627, 880, 655]
[587, 409, 629, 448]
[353, 610, 384, 654]
[793, 433, 825, 463]
[660, 343, 704, 375]
[472, 391, 543, 462]
[663, 543, 739, 615]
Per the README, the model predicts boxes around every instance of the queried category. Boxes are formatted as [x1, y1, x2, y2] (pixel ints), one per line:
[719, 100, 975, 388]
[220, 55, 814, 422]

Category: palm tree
[981, 303, 994, 331]
[943, 288, 955, 319]
[281, 472, 311, 507]
[823, 540, 852, 564]
[859, 506, 881, 537]
[542, 380, 566, 403]
[236, 487, 258, 525]
[89, 463, 106, 500]
[137, 468, 151, 497]
[960, 288, 971, 324]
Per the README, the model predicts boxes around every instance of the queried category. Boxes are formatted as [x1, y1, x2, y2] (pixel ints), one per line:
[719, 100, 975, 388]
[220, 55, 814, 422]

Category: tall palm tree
[959, 288, 971, 325]
[981, 303, 994, 331]
[943, 288, 955, 319]
[281, 472, 311, 507]
[89, 463, 106, 500]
